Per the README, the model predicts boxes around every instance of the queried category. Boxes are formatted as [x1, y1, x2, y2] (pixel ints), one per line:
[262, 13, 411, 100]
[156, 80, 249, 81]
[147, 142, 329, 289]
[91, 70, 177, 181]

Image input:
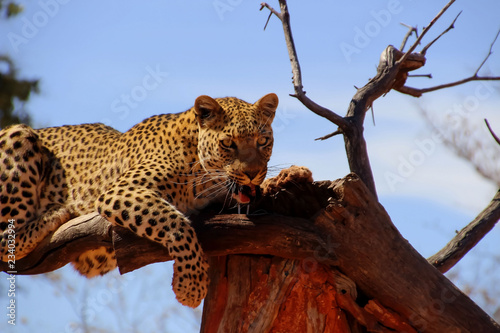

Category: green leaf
[6, 2, 23, 18]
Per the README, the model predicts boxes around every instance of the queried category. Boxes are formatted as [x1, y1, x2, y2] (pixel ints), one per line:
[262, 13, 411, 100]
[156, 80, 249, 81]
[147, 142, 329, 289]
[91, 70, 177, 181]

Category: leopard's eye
[257, 136, 270, 147]
[220, 138, 236, 149]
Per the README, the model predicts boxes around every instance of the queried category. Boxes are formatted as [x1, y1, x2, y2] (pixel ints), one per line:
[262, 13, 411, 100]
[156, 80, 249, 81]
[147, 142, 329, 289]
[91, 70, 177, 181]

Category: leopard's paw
[261, 165, 313, 195]
[172, 256, 209, 308]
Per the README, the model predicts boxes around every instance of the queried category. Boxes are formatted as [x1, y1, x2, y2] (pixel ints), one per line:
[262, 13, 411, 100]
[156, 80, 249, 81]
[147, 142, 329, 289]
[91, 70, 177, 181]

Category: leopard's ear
[255, 93, 278, 122]
[194, 95, 222, 128]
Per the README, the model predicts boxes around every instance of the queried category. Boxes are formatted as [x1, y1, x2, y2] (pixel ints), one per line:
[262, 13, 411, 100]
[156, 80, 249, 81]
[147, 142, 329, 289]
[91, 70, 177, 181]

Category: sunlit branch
[420, 11, 461, 55]
[260, 1, 349, 130]
[398, 0, 456, 65]
[399, 23, 418, 52]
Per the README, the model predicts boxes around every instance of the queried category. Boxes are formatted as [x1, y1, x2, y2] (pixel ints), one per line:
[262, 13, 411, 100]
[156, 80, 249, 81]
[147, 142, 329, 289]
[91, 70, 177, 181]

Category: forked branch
[4, 174, 499, 332]
[420, 11, 461, 55]
[399, 23, 418, 51]
[398, 0, 456, 64]
[260, 1, 349, 131]
[398, 27, 500, 97]
[261, 0, 500, 276]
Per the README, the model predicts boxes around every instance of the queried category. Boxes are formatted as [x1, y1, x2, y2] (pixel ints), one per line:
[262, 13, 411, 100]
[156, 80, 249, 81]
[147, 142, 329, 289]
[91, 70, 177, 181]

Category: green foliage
[0, 57, 38, 128]
[0, 1, 39, 128]
[0, 0, 23, 18]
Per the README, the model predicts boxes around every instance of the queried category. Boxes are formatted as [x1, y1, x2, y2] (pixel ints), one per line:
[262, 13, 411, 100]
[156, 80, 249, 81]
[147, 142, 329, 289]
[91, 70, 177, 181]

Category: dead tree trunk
[201, 256, 360, 333]
[5, 173, 498, 332]
[197, 174, 500, 333]
[0, 174, 500, 333]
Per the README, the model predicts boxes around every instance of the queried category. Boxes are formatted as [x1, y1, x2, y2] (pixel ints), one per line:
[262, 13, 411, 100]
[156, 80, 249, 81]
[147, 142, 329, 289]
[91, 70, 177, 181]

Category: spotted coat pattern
[0, 93, 278, 307]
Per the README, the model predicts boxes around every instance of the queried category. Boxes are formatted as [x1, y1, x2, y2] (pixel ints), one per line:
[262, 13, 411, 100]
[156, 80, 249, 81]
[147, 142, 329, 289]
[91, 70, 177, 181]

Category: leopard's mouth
[231, 184, 261, 204]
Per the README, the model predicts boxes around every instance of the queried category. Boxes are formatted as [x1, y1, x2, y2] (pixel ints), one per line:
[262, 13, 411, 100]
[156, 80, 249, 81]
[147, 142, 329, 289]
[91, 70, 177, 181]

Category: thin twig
[398, 75, 500, 97]
[398, 0, 456, 65]
[399, 23, 417, 51]
[370, 105, 375, 126]
[475, 28, 500, 76]
[261, 1, 349, 130]
[420, 11, 461, 55]
[407, 74, 432, 78]
[398, 27, 500, 97]
[315, 129, 343, 141]
[263, 12, 273, 30]
[485, 119, 500, 146]
[260, 2, 282, 20]
[260, 2, 282, 29]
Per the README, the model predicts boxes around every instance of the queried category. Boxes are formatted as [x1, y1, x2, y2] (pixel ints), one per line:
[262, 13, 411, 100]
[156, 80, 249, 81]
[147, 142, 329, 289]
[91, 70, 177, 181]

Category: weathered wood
[113, 213, 334, 275]
[314, 174, 500, 333]
[200, 256, 356, 333]
[2, 174, 499, 332]
[2, 211, 332, 276]
[0, 213, 112, 275]
[428, 189, 500, 273]
[199, 174, 500, 333]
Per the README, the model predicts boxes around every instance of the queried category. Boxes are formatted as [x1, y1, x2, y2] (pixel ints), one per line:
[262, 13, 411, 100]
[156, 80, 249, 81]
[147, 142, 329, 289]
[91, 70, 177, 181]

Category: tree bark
[200, 256, 360, 333]
[428, 189, 500, 273]
[2, 173, 499, 332]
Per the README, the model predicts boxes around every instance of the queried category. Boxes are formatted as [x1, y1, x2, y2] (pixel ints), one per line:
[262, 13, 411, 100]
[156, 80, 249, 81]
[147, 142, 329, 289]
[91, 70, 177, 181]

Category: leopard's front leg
[94, 174, 209, 308]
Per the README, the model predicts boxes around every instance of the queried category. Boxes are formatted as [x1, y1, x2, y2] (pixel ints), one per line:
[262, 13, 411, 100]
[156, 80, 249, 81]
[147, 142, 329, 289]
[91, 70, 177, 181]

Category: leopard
[0, 93, 279, 308]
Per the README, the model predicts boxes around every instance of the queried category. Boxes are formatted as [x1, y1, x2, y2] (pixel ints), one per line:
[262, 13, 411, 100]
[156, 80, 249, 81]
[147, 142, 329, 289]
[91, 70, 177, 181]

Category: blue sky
[1, 1, 500, 331]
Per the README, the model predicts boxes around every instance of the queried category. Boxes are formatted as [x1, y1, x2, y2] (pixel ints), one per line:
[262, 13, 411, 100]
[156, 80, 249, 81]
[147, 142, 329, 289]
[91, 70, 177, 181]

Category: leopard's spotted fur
[0, 93, 278, 307]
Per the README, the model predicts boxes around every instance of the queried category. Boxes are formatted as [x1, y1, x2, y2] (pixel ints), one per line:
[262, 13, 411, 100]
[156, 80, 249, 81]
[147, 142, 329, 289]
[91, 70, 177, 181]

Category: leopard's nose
[243, 170, 260, 181]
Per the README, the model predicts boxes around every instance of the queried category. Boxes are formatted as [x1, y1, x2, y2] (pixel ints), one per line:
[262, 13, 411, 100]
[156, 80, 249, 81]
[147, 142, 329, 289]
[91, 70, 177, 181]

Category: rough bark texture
[198, 174, 500, 333]
[2, 173, 499, 332]
[200, 256, 357, 333]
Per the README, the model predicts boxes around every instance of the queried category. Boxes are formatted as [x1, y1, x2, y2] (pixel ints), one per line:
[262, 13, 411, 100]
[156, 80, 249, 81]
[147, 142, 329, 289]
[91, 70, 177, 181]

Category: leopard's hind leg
[0, 124, 70, 261]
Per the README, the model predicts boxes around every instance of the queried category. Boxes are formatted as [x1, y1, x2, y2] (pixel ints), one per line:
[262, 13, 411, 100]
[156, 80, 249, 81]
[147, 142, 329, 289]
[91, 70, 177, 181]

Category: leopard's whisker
[194, 179, 231, 200]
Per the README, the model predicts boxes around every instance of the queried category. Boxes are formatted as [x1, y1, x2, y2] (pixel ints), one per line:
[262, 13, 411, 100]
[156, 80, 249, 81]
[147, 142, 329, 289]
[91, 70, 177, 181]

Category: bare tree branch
[486, 119, 500, 146]
[420, 11, 461, 56]
[259, 2, 281, 20]
[261, 0, 500, 269]
[4, 174, 499, 332]
[399, 23, 418, 52]
[398, 0, 456, 64]
[428, 189, 500, 273]
[408, 73, 432, 78]
[397, 75, 500, 97]
[315, 129, 342, 141]
[398, 27, 500, 97]
[475, 29, 500, 76]
[260, 1, 349, 130]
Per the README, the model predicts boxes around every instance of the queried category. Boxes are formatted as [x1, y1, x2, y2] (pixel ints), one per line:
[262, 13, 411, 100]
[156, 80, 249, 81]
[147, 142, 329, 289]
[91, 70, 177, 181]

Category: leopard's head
[194, 93, 278, 203]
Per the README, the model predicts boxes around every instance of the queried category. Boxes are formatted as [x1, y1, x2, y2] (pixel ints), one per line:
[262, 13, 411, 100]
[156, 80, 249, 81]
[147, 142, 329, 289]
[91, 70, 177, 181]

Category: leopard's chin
[231, 184, 261, 204]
